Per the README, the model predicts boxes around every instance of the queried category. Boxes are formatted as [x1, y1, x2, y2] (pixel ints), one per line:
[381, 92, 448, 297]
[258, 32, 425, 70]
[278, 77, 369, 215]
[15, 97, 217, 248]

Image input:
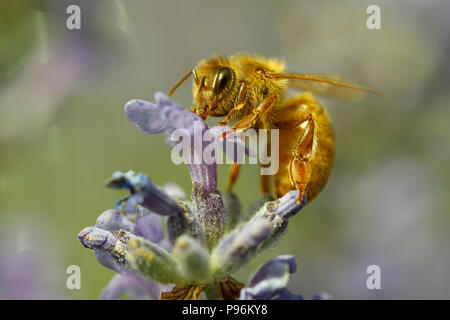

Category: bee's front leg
[222, 86, 277, 193]
[222, 94, 278, 139]
[221, 82, 247, 192]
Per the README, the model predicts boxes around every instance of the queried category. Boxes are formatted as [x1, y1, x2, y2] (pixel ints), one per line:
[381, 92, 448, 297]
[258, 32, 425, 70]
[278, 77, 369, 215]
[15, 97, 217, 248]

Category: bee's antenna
[168, 69, 198, 96]
[192, 69, 199, 86]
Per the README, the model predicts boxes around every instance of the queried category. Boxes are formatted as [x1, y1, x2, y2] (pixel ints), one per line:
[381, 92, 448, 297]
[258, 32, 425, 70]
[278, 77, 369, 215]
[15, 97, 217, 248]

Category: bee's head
[192, 62, 236, 119]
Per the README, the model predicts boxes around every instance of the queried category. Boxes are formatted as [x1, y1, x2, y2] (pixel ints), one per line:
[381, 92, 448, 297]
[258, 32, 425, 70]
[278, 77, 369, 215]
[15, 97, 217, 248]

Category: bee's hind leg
[284, 113, 315, 203]
[261, 168, 272, 194]
[227, 163, 241, 192]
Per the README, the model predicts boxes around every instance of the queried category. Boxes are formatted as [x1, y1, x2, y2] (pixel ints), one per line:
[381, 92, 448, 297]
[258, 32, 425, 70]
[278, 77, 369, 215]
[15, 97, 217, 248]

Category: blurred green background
[1, 0, 449, 299]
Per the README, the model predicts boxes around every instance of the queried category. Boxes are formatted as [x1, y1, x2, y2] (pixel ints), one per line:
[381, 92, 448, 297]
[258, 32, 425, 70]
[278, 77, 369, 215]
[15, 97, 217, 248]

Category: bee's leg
[227, 163, 241, 192]
[286, 114, 315, 202]
[222, 94, 277, 138]
[260, 137, 273, 194]
[223, 93, 277, 192]
[261, 168, 272, 194]
[218, 81, 247, 126]
[222, 82, 247, 192]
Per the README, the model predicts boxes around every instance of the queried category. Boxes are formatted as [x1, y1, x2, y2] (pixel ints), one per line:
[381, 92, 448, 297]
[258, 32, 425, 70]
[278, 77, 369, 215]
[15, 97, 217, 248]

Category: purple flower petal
[240, 255, 301, 300]
[94, 250, 125, 273]
[115, 194, 144, 214]
[78, 227, 129, 269]
[78, 227, 118, 251]
[187, 164, 217, 193]
[95, 209, 134, 232]
[154, 92, 206, 136]
[138, 92, 218, 192]
[134, 213, 164, 244]
[157, 238, 173, 252]
[107, 171, 182, 216]
[248, 255, 297, 286]
[100, 272, 162, 300]
[124, 99, 166, 134]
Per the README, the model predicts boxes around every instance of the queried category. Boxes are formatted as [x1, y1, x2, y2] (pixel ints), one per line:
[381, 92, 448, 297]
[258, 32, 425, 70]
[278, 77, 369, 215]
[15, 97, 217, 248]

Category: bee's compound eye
[213, 67, 233, 95]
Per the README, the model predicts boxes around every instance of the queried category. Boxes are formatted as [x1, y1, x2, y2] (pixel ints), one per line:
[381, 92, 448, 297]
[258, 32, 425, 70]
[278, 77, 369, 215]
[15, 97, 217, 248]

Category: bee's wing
[270, 73, 382, 100]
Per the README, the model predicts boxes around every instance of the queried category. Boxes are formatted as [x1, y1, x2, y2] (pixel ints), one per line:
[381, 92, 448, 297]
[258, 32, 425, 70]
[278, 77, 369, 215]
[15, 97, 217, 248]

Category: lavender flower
[78, 92, 309, 300]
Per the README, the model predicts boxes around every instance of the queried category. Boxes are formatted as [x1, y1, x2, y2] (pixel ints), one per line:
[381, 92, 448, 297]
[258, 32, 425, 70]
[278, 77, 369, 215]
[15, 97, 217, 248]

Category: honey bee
[168, 53, 380, 204]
